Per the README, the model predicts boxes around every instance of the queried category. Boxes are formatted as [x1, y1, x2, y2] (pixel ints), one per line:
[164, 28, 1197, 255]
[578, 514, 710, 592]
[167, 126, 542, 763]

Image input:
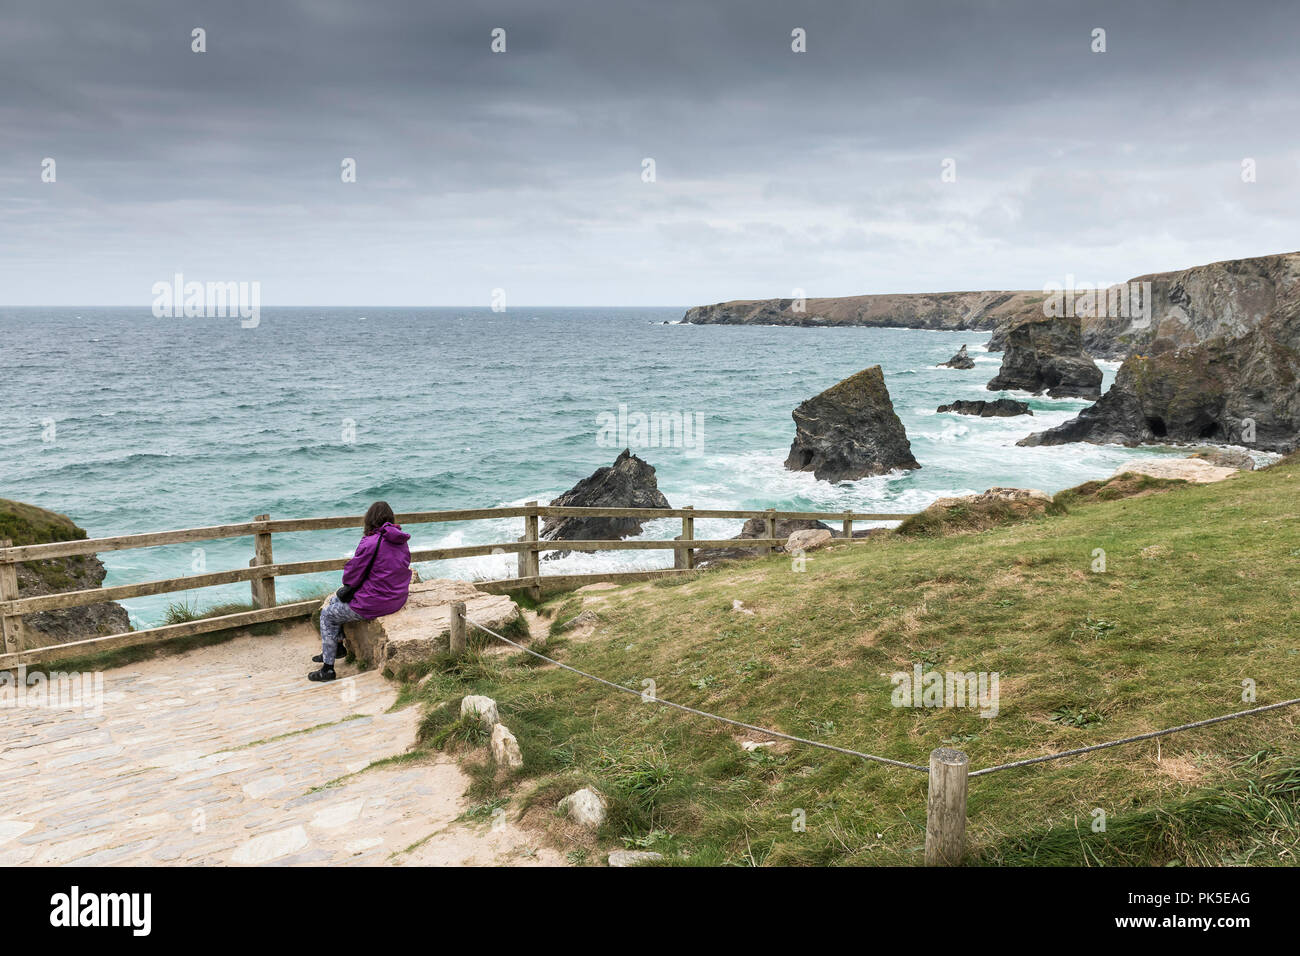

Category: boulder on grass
[559, 787, 606, 828]
[340, 578, 518, 669]
[896, 487, 1053, 536]
[608, 850, 663, 867]
[786, 529, 833, 552]
[490, 723, 523, 768]
[460, 695, 499, 731]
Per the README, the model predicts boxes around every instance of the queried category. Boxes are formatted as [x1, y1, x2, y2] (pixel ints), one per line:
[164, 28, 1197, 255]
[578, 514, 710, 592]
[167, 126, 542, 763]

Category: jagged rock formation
[1019, 297, 1300, 452]
[1, 498, 130, 647]
[987, 251, 1300, 360]
[986, 315, 1103, 399]
[683, 291, 1043, 330]
[1083, 252, 1300, 360]
[940, 344, 976, 369]
[937, 399, 1032, 417]
[541, 450, 671, 550]
[784, 366, 920, 482]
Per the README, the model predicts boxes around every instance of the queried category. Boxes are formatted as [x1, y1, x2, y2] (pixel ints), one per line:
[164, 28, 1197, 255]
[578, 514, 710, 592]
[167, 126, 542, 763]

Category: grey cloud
[1, 0, 1297, 305]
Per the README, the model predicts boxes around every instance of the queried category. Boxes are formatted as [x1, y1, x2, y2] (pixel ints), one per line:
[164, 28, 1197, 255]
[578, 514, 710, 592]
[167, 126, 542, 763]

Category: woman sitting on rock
[310, 500, 412, 682]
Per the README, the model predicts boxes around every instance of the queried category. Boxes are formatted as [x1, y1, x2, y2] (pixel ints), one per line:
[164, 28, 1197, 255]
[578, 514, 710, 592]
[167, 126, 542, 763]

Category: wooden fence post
[249, 514, 276, 609]
[524, 501, 540, 601]
[675, 506, 695, 570]
[925, 747, 969, 865]
[0, 541, 25, 654]
[842, 511, 853, 540]
[762, 508, 777, 556]
[449, 601, 466, 657]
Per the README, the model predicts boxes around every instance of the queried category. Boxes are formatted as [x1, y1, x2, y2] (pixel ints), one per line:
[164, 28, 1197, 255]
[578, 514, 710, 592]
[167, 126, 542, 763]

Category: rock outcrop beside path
[1, 497, 130, 647]
[784, 366, 920, 483]
[340, 579, 519, 669]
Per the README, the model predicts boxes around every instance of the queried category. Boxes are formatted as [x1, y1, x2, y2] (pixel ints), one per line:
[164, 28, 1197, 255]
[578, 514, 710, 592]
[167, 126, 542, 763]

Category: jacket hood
[377, 522, 411, 544]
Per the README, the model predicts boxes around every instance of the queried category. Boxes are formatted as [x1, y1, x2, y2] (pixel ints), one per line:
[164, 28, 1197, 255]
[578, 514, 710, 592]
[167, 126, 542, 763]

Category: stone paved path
[0, 624, 564, 866]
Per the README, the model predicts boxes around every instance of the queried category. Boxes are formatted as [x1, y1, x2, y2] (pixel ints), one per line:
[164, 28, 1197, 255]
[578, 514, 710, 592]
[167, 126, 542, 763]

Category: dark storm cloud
[1, 0, 1297, 304]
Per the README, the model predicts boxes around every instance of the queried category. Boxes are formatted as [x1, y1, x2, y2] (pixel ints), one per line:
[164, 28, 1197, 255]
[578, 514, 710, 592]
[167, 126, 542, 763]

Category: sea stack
[940, 344, 975, 369]
[986, 314, 1102, 399]
[540, 449, 671, 546]
[784, 365, 920, 482]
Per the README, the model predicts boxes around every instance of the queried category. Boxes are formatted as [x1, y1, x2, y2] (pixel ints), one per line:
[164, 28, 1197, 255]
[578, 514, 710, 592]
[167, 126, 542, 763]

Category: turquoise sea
[1, 306, 1185, 628]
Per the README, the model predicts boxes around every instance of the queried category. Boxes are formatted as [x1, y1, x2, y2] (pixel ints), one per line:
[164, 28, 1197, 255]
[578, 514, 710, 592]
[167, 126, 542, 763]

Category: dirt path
[0, 622, 564, 866]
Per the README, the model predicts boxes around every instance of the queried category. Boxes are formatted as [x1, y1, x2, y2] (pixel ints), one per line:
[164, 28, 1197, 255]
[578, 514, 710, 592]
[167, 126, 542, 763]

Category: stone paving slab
[0, 624, 563, 866]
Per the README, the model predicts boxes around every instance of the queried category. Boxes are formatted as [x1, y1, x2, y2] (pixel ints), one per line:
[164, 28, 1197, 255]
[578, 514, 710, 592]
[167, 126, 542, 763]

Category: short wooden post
[762, 508, 777, 556]
[842, 511, 853, 540]
[524, 501, 540, 601]
[0, 540, 26, 655]
[925, 747, 969, 866]
[249, 514, 276, 609]
[681, 506, 695, 570]
[449, 601, 467, 657]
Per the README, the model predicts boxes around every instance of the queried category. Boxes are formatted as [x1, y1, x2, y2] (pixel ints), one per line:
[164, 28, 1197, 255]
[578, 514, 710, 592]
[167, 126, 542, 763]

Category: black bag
[336, 534, 384, 604]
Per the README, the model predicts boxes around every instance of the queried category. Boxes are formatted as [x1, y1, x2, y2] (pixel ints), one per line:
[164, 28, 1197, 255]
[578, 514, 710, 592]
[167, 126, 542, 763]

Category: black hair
[363, 500, 396, 536]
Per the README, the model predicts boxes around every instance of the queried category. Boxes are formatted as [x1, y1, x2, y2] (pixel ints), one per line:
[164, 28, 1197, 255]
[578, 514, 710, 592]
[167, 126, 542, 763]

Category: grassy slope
[413, 456, 1300, 865]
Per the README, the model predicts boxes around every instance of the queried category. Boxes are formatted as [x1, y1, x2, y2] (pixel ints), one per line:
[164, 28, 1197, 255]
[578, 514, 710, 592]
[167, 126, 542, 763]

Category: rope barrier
[464, 617, 929, 773]
[969, 696, 1300, 778]
[465, 615, 1300, 781]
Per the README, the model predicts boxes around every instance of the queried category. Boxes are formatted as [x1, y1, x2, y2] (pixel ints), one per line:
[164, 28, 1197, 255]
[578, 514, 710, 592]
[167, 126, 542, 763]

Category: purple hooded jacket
[341, 522, 412, 619]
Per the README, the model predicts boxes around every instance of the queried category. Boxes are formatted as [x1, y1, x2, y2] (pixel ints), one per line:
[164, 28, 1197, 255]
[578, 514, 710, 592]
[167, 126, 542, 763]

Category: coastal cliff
[984, 251, 1300, 359]
[1019, 295, 1300, 453]
[684, 252, 1300, 363]
[682, 290, 1043, 331]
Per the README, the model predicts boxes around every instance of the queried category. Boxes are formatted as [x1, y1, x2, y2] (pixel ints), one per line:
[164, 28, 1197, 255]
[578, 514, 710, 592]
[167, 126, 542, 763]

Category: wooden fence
[0, 502, 909, 668]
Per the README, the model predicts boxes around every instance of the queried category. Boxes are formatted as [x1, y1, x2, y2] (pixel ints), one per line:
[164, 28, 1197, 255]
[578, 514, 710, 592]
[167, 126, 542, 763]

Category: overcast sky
[1, 0, 1297, 306]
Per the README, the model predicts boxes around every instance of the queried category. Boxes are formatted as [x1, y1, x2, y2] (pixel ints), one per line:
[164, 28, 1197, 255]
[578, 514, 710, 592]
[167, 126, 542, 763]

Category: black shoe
[308, 664, 336, 682]
[312, 642, 346, 664]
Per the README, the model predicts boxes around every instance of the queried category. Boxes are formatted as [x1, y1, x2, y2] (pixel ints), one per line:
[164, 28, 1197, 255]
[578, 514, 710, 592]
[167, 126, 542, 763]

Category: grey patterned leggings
[319, 596, 364, 665]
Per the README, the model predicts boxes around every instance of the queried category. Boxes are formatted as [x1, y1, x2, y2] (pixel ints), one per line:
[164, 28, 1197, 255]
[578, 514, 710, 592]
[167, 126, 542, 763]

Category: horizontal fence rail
[0, 502, 910, 666]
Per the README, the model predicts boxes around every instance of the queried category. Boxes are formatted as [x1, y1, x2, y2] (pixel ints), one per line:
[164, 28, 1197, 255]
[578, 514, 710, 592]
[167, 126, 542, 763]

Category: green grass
[402, 454, 1300, 866]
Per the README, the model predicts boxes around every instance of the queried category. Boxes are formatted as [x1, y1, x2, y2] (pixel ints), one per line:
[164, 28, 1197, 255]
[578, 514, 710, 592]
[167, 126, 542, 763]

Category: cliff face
[981, 251, 1300, 358]
[1, 498, 130, 647]
[1081, 252, 1300, 360]
[683, 290, 1044, 331]
[1019, 279, 1300, 453]
[684, 252, 1300, 363]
